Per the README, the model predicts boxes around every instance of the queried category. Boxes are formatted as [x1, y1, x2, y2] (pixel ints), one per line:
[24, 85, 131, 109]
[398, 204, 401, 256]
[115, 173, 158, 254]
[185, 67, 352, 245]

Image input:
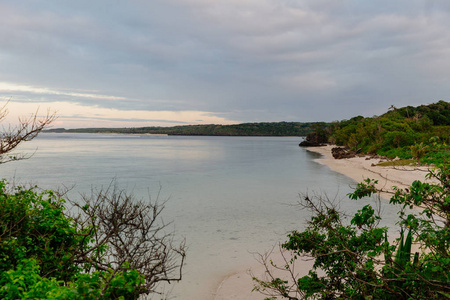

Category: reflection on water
[1, 133, 400, 299]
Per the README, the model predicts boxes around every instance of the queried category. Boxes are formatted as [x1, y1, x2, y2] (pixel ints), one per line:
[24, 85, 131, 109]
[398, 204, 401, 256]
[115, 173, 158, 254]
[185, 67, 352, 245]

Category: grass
[377, 159, 416, 167]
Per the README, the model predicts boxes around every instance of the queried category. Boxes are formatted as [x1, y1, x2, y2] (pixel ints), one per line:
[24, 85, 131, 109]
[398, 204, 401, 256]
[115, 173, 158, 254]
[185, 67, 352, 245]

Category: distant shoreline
[44, 131, 302, 137]
[43, 122, 322, 137]
[43, 131, 170, 136]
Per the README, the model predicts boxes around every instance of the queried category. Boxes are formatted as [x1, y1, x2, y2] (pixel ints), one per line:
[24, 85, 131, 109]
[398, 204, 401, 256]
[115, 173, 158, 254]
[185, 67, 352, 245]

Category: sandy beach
[213, 145, 434, 300]
[304, 145, 435, 199]
[213, 249, 317, 300]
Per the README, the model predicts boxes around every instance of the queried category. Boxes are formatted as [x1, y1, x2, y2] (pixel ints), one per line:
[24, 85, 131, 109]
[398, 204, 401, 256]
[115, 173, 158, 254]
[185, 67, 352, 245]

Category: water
[0, 133, 399, 299]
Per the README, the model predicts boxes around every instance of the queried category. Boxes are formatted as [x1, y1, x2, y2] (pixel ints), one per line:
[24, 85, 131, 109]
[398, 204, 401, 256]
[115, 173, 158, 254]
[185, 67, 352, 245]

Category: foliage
[253, 163, 450, 299]
[299, 123, 330, 146]
[0, 258, 70, 299]
[376, 159, 415, 167]
[46, 122, 324, 136]
[0, 182, 87, 282]
[410, 142, 429, 164]
[0, 258, 146, 299]
[0, 181, 185, 299]
[306, 101, 450, 165]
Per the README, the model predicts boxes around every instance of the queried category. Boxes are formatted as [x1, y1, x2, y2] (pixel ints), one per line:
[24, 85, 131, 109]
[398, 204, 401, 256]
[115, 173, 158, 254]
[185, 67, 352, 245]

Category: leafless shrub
[67, 184, 186, 297]
[0, 102, 56, 163]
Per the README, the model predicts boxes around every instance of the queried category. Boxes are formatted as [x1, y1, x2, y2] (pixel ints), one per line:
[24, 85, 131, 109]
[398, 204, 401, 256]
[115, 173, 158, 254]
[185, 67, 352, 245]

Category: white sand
[213, 249, 316, 300]
[213, 145, 435, 300]
[305, 145, 435, 199]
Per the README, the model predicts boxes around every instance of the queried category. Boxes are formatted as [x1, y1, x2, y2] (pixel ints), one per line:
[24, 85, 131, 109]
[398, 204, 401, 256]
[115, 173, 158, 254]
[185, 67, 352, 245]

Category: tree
[410, 142, 429, 164]
[0, 102, 56, 163]
[253, 162, 450, 299]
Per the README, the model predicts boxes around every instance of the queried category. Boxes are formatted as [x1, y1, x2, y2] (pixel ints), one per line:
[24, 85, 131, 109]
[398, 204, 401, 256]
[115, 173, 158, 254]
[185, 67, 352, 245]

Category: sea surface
[0, 133, 400, 299]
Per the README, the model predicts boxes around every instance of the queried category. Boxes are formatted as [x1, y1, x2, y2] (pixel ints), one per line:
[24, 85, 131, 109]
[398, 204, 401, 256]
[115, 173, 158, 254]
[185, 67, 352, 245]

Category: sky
[1, 0, 450, 128]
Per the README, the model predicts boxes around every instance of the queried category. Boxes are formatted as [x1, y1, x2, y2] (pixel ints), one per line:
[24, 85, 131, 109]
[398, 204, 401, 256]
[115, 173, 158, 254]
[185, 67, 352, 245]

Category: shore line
[304, 145, 434, 199]
[212, 145, 434, 300]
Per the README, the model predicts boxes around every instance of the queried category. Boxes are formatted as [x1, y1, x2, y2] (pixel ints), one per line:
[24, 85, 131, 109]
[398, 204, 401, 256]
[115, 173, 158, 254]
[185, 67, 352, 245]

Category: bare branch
[66, 183, 186, 296]
[0, 105, 56, 164]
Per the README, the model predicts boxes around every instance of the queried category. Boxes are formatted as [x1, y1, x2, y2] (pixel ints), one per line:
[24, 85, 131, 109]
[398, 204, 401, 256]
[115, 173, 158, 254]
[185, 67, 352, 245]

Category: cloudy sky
[1, 0, 450, 128]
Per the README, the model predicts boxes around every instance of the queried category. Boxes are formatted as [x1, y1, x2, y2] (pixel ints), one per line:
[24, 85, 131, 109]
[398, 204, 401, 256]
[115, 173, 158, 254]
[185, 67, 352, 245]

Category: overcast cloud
[1, 0, 450, 127]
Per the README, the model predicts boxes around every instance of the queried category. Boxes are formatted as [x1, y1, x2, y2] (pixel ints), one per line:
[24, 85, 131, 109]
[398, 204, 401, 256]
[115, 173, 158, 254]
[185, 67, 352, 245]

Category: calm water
[1, 133, 399, 299]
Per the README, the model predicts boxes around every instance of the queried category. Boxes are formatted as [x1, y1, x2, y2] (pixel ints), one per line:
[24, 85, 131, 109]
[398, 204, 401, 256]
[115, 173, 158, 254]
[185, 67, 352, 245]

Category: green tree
[327, 101, 450, 162]
[253, 165, 450, 299]
[410, 142, 429, 164]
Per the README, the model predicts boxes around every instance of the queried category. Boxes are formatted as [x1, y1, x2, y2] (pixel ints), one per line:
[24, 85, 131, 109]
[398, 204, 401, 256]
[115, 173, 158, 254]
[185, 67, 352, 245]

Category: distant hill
[302, 100, 450, 164]
[45, 122, 327, 137]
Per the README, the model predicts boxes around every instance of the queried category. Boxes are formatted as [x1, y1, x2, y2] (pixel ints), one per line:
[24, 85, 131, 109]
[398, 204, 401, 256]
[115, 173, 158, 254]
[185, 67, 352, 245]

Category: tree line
[303, 100, 450, 165]
[46, 122, 324, 137]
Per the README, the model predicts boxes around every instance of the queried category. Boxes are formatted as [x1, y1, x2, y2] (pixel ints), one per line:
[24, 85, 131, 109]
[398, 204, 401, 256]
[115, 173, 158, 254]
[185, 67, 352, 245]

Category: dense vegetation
[253, 145, 450, 299]
[46, 122, 323, 136]
[0, 182, 186, 299]
[310, 100, 450, 164]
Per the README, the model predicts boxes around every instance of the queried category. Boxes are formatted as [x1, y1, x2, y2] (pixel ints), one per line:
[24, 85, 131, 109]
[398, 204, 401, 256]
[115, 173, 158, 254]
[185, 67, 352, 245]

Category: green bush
[320, 101, 450, 165]
[0, 258, 69, 299]
[0, 180, 183, 299]
[0, 181, 86, 281]
[253, 164, 450, 299]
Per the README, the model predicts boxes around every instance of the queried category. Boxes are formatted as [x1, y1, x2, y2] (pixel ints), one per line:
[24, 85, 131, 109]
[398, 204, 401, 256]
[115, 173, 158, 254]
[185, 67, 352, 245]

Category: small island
[45, 121, 325, 137]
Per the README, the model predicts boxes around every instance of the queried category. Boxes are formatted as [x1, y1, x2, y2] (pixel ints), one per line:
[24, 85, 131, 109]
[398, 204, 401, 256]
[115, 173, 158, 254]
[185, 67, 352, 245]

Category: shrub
[0, 181, 185, 299]
[253, 164, 450, 299]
